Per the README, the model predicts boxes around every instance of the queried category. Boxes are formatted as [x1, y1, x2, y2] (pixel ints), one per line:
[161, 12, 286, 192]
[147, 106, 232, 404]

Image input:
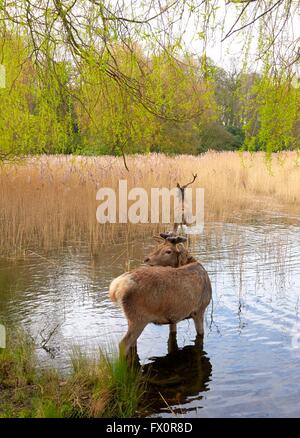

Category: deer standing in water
[109, 233, 212, 356]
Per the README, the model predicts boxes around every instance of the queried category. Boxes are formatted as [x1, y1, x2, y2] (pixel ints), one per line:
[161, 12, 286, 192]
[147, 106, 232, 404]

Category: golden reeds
[1, 151, 299, 255]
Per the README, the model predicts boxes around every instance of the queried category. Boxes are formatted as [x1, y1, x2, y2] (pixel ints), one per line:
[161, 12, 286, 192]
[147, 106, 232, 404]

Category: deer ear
[166, 236, 178, 244]
[160, 231, 177, 240]
[176, 236, 187, 244]
[166, 236, 187, 244]
[160, 232, 170, 239]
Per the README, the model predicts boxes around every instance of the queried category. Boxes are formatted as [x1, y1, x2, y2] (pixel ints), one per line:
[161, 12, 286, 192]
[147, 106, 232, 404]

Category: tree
[1, 1, 299, 113]
[1, 1, 299, 160]
[242, 68, 300, 154]
[0, 32, 75, 159]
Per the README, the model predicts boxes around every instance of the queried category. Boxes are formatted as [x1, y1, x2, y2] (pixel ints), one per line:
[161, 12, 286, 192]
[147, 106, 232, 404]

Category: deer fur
[109, 233, 212, 355]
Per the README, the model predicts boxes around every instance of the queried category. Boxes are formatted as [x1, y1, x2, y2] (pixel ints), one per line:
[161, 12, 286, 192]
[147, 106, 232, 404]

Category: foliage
[0, 31, 299, 159]
[0, 328, 145, 418]
[242, 68, 300, 155]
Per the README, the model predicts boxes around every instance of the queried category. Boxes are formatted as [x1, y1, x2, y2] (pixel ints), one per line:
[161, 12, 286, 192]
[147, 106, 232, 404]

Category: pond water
[1, 216, 300, 417]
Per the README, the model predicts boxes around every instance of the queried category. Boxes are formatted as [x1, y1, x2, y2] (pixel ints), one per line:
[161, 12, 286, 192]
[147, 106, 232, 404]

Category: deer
[109, 232, 212, 356]
[174, 173, 197, 232]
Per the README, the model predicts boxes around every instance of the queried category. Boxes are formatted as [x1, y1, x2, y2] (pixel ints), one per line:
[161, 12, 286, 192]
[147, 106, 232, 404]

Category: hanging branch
[222, 0, 284, 42]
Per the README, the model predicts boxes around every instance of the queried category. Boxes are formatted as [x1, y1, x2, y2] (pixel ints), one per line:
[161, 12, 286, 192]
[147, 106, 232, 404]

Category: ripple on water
[1, 219, 300, 417]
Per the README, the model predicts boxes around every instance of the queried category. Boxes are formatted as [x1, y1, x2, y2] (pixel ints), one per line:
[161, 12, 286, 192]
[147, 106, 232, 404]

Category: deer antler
[182, 173, 198, 189]
[176, 173, 197, 191]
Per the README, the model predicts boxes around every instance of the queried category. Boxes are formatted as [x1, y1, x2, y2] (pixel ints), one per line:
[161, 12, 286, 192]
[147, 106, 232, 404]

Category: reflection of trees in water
[135, 334, 212, 415]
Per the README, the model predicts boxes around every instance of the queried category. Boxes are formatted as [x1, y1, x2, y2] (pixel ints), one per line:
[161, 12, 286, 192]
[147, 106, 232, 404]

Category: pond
[1, 215, 300, 417]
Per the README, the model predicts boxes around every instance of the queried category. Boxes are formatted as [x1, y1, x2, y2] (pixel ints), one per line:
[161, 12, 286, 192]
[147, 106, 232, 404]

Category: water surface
[1, 217, 300, 417]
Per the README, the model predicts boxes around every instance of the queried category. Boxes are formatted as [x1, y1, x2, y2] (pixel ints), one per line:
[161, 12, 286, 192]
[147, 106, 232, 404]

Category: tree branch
[222, 0, 284, 41]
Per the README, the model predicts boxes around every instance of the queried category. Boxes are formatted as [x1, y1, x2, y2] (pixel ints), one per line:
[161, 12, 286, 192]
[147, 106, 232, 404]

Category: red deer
[109, 233, 212, 355]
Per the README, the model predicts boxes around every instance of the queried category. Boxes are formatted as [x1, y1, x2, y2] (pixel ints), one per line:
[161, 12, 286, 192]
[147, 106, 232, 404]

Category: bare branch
[222, 0, 284, 42]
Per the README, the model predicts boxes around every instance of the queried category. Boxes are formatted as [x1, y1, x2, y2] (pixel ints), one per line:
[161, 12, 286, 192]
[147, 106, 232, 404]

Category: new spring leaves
[96, 180, 204, 228]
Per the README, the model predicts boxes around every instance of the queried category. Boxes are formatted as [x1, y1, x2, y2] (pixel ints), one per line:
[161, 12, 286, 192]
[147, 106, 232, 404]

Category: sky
[147, 0, 300, 74]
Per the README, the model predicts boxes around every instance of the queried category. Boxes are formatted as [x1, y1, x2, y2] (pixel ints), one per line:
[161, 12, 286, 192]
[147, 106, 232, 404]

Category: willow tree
[0, 32, 76, 159]
[242, 67, 300, 154]
[146, 52, 217, 154]
[0, 0, 299, 160]
[0, 33, 36, 160]
[76, 43, 157, 161]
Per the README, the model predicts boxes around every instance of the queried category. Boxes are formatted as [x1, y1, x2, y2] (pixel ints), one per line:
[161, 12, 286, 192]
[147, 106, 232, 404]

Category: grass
[1, 151, 300, 255]
[0, 328, 145, 418]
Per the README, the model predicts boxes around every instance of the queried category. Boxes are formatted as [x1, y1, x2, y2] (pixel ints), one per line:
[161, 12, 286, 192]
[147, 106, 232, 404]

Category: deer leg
[169, 323, 177, 333]
[194, 333, 204, 349]
[126, 345, 140, 367]
[119, 320, 147, 357]
[167, 331, 178, 354]
[192, 308, 205, 337]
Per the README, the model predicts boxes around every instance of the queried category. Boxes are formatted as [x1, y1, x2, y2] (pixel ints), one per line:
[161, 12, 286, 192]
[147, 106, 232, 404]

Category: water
[1, 217, 300, 417]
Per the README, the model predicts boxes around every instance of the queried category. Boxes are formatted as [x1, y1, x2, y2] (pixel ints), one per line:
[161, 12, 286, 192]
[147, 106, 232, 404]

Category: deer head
[144, 232, 192, 267]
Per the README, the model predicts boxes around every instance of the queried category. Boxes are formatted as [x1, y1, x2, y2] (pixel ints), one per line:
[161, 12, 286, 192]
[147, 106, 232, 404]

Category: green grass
[0, 328, 145, 418]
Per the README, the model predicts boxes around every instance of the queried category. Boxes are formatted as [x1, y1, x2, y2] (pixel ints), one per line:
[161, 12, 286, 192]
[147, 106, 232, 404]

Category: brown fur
[109, 238, 212, 355]
[144, 240, 197, 267]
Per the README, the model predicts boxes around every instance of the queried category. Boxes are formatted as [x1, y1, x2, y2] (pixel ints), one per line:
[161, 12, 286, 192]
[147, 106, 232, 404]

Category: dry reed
[1, 151, 300, 255]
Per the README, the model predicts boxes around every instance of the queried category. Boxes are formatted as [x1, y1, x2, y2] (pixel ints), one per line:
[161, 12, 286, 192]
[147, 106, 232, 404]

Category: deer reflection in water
[130, 333, 212, 415]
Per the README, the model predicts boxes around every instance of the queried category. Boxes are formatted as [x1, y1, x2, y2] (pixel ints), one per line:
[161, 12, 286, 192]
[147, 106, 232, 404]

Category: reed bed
[1, 151, 300, 255]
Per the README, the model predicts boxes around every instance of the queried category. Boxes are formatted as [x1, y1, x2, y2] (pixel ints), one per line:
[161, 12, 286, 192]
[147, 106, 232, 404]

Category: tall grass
[1, 151, 300, 255]
[0, 329, 145, 418]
